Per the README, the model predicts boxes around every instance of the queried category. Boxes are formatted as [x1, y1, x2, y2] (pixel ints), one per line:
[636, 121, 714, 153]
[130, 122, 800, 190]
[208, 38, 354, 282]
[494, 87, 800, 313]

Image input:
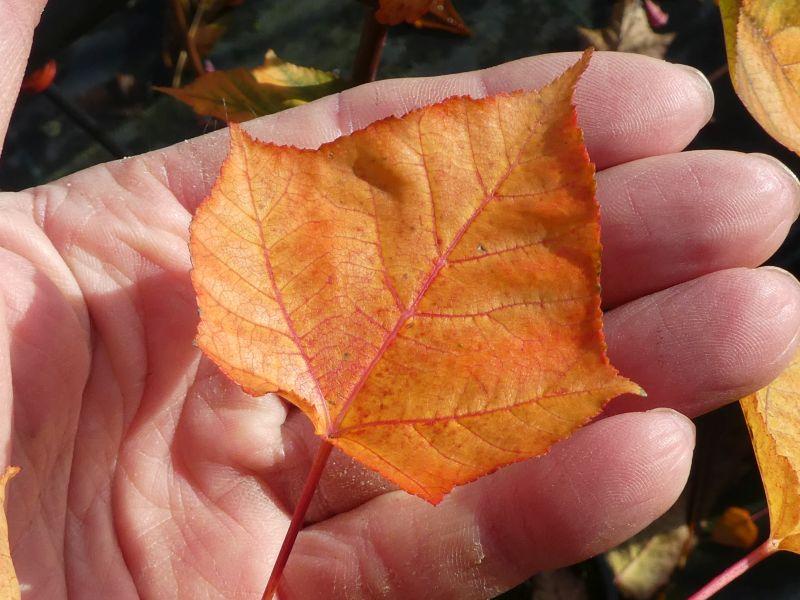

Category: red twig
[688, 539, 779, 600]
[352, 6, 388, 85]
[262, 441, 334, 600]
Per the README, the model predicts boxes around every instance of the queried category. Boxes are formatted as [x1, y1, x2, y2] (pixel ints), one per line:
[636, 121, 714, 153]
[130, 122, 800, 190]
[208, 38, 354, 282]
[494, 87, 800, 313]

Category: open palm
[2, 3, 799, 599]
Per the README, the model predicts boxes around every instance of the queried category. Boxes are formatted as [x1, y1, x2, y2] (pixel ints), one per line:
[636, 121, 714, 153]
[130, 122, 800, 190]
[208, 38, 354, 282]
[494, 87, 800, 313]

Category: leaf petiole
[687, 538, 779, 600]
[262, 440, 334, 600]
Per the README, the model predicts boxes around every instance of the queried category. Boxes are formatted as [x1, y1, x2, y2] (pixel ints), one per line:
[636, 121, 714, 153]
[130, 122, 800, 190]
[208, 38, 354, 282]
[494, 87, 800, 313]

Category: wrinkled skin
[3, 3, 800, 599]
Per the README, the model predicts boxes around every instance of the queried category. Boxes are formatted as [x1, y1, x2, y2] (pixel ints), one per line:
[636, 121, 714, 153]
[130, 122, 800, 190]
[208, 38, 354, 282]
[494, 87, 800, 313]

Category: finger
[183, 266, 800, 521]
[603, 267, 800, 417]
[147, 51, 713, 211]
[0, 1, 47, 153]
[280, 409, 694, 599]
[598, 151, 800, 307]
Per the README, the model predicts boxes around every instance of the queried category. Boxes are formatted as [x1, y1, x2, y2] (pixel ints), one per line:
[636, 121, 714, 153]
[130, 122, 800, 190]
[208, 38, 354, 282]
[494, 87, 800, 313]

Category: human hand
[2, 3, 799, 598]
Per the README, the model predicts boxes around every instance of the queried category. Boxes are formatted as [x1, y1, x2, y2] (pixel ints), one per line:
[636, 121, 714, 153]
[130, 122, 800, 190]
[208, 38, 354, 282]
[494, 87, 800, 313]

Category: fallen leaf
[157, 50, 342, 122]
[577, 0, 675, 59]
[413, 0, 470, 36]
[376, 0, 468, 33]
[718, 0, 800, 154]
[711, 507, 759, 549]
[190, 50, 641, 503]
[741, 349, 800, 552]
[0, 467, 20, 600]
[606, 500, 695, 599]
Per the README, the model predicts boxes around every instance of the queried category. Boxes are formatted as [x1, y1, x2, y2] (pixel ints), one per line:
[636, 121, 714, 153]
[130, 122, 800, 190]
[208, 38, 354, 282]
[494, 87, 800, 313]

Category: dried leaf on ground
[157, 50, 342, 122]
[711, 507, 759, 549]
[577, 0, 675, 59]
[606, 500, 695, 599]
[1, 467, 20, 600]
[718, 0, 800, 154]
[190, 50, 641, 503]
[376, 0, 468, 34]
[741, 349, 800, 552]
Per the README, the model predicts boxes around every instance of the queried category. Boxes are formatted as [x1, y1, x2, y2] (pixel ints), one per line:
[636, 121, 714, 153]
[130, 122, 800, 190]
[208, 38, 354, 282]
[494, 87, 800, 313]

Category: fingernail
[677, 64, 714, 123]
[761, 266, 800, 291]
[647, 407, 696, 444]
[750, 153, 800, 218]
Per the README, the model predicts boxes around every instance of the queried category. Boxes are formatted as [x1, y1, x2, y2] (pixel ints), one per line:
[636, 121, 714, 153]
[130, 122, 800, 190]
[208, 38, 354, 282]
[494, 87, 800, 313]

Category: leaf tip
[573, 47, 594, 78]
[226, 122, 261, 156]
[227, 121, 246, 143]
[424, 491, 445, 506]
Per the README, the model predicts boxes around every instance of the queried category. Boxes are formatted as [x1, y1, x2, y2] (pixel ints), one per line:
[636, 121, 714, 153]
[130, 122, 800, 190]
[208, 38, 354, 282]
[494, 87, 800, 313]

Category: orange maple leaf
[189, 50, 641, 504]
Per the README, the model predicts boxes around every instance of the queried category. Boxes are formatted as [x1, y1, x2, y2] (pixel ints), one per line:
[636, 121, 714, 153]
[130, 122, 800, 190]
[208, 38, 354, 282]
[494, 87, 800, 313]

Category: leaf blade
[719, 0, 800, 154]
[741, 349, 800, 552]
[190, 50, 641, 503]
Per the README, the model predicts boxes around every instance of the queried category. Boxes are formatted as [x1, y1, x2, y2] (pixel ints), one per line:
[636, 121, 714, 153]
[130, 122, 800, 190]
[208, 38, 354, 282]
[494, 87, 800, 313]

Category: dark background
[3, 1, 799, 598]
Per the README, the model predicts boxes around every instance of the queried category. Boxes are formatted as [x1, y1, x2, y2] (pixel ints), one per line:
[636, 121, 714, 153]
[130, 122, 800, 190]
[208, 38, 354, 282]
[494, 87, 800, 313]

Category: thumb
[0, 1, 47, 155]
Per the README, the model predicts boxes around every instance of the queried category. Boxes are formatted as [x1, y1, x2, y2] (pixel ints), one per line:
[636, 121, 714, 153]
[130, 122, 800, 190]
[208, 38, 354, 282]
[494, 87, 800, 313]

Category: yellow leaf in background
[251, 50, 337, 88]
[719, 0, 740, 77]
[711, 507, 759, 549]
[1, 467, 20, 600]
[741, 349, 800, 552]
[157, 50, 342, 123]
[719, 0, 800, 154]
